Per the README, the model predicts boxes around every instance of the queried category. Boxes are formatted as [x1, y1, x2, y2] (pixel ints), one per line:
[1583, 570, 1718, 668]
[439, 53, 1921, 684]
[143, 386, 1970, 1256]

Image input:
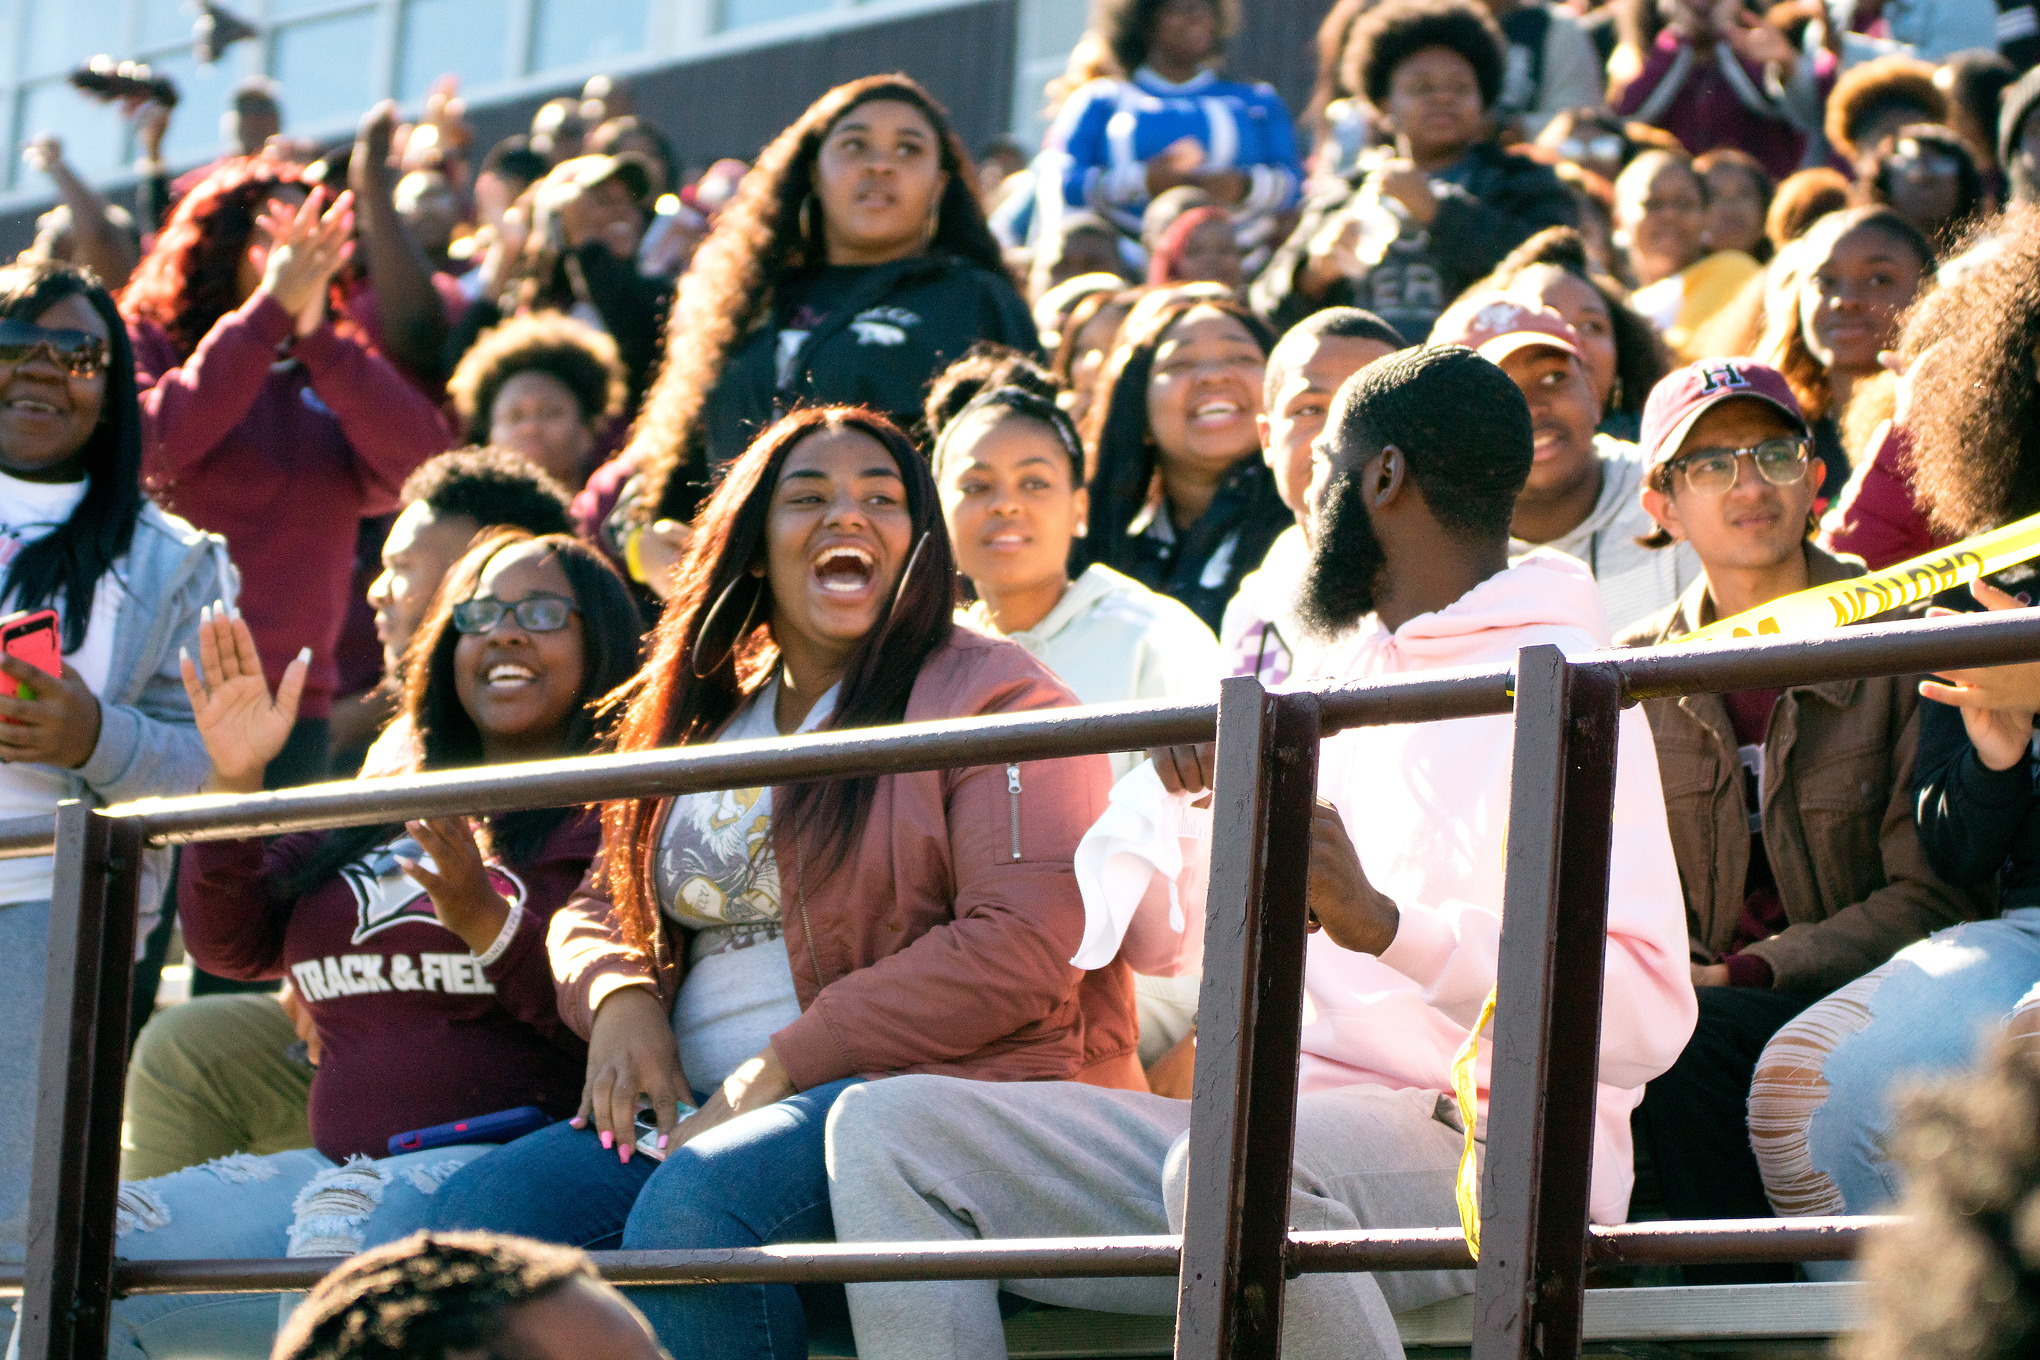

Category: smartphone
[632, 1097, 699, 1162]
[386, 1105, 551, 1156]
[0, 609, 60, 702]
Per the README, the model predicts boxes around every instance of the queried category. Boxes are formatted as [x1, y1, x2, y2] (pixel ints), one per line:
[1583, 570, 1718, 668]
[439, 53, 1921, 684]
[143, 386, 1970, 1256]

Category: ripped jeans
[1749, 909, 2040, 1232]
[105, 1142, 497, 1360]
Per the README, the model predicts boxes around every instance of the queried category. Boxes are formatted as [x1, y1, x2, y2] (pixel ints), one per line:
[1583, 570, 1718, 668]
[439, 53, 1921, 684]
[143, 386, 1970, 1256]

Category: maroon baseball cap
[1640, 358, 1808, 471]
[1427, 293, 1584, 365]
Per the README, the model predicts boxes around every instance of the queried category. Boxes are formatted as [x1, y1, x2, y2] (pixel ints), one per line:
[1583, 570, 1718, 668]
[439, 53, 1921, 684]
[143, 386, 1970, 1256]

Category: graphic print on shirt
[662, 786, 780, 924]
[341, 835, 528, 945]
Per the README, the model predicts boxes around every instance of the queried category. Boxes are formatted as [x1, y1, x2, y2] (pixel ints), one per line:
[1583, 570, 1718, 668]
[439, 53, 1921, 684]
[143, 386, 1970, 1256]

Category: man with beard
[824, 345, 1695, 1360]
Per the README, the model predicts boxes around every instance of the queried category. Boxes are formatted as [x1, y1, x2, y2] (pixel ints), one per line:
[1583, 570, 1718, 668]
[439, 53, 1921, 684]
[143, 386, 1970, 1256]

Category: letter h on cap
[1697, 362, 1750, 394]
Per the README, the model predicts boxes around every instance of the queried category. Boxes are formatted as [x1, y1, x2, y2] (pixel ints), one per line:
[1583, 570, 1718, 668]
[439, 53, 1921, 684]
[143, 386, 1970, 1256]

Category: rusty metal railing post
[1471, 647, 1623, 1360]
[1174, 677, 1321, 1360]
[20, 802, 144, 1360]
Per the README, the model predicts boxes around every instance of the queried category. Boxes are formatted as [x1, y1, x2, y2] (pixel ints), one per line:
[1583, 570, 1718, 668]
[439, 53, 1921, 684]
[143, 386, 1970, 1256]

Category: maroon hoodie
[129, 293, 451, 719]
[179, 813, 597, 1161]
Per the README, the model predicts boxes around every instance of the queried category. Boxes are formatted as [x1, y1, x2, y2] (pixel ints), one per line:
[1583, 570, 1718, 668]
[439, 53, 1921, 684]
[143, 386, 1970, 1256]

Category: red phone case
[0, 609, 61, 701]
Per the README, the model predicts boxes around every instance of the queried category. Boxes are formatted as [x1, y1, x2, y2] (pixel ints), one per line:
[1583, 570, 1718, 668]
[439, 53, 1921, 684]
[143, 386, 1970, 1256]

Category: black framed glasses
[450, 593, 577, 635]
[0, 320, 107, 378]
[1670, 437, 1810, 497]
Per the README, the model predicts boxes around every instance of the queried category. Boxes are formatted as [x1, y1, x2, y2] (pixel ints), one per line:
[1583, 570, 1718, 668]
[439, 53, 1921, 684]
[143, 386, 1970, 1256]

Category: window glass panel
[22, 5, 110, 78]
[267, 0, 357, 17]
[139, 0, 199, 49]
[531, 0, 650, 72]
[269, 10, 380, 130]
[15, 81, 125, 189]
[399, 0, 506, 100]
[145, 49, 245, 168]
[719, 0, 834, 31]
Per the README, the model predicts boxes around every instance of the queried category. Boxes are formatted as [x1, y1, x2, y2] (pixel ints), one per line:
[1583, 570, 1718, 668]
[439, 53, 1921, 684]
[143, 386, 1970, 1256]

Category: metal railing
[17, 607, 2040, 1360]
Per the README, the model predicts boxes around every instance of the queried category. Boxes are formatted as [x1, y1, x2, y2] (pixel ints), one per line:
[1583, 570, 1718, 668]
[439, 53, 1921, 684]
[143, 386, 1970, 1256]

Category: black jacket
[1090, 457, 1292, 634]
[662, 252, 1035, 518]
[1250, 142, 1579, 335]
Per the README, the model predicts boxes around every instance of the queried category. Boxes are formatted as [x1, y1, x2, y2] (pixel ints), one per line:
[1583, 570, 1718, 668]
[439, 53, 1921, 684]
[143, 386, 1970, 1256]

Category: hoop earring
[689, 573, 763, 679]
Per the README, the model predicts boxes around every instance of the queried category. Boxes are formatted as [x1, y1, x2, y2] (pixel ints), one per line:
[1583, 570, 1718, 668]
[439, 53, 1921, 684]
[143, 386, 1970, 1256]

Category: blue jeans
[428, 1079, 860, 1359]
[1751, 909, 2040, 1223]
[106, 1143, 497, 1360]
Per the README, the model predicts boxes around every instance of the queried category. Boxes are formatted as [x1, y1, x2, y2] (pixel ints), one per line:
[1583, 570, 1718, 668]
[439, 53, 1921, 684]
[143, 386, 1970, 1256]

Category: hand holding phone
[632, 1097, 699, 1162]
[0, 609, 59, 702]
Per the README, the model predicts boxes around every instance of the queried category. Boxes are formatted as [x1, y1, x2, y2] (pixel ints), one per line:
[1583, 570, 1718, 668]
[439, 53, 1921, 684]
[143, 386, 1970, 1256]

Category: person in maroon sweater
[120, 157, 453, 788]
[108, 531, 642, 1356]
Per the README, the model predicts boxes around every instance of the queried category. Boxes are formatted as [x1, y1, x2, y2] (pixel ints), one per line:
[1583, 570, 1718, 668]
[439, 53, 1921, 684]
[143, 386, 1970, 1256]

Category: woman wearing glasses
[0, 259, 234, 1286]
[103, 530, 640, 1360]
[422, 405, 1138, 1360]
[1619, 356, 1982, 1238]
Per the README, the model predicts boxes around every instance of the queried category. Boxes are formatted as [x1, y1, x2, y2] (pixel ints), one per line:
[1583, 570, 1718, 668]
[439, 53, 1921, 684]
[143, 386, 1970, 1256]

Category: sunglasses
[1558, 133, 1625, 164]
[0, 320, 107, 379]
[450, 593, 577, 635]
[1669, 437, 1809, 497]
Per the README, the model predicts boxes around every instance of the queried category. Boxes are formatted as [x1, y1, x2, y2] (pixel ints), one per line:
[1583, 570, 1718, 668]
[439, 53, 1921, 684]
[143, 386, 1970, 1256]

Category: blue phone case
[387, 1105, 551, 1155]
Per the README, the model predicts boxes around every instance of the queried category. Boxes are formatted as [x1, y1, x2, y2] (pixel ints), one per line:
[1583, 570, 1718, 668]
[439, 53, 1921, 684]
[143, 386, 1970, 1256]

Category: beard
[1296, 468, 1390, 640]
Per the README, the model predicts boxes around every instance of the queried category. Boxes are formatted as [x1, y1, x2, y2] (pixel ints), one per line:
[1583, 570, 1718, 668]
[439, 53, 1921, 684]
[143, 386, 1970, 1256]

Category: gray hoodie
[1509, 436, 1700, 639]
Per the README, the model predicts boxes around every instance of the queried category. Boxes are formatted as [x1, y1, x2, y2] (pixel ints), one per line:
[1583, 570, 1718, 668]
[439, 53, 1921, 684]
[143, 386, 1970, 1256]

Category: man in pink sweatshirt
[825, 345, 1695, 1360]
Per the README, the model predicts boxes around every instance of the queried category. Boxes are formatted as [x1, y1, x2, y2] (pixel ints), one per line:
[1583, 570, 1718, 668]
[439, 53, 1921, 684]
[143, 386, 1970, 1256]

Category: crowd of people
[2, 0, 2040, 1353]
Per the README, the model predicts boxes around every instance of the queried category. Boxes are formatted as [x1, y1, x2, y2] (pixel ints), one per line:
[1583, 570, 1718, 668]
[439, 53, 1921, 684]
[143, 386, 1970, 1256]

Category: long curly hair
[599, 406, 957, 960]
[119, 156, 307, 360]
[1905, 206, 2040, 538]
[625, 75, 1002, 529]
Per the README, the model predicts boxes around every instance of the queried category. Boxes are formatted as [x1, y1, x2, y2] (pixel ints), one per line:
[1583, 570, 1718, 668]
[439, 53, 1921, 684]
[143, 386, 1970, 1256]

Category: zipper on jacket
[1006, 764, 1022, 860]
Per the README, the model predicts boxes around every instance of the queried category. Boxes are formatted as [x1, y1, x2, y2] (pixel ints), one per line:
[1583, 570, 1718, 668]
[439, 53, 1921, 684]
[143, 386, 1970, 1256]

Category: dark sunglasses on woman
[0, 319, 107, 379]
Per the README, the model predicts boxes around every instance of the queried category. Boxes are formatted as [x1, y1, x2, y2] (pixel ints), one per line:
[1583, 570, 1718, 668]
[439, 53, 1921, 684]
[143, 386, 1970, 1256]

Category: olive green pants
[121, 995, 314, 1181]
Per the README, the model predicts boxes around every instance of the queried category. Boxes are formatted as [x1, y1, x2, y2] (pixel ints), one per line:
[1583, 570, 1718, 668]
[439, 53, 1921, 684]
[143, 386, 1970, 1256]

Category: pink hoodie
[1073, 550, 1696, 1223]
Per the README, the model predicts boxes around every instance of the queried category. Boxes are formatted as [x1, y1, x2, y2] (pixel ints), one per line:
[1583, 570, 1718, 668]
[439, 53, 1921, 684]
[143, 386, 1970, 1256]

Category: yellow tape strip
[1678, 508, 2040, 644]
[1450, 986, 1498, 1260]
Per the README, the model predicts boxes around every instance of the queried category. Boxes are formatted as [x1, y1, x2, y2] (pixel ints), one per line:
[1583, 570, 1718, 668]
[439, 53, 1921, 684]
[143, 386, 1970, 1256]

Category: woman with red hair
[122, 157, 451, 785]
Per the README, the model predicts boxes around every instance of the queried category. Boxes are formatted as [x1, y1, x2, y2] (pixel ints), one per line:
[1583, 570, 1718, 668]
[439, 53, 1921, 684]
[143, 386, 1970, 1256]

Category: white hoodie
[1073, 550, 1695, 1223]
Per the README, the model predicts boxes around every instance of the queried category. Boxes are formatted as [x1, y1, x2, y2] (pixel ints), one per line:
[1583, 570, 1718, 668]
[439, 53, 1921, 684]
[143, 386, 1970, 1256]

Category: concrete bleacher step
[807, 1282, 1863, 1358]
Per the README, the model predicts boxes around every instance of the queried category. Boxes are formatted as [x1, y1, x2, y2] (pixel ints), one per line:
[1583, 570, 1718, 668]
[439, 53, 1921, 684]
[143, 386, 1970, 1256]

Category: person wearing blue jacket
[1037, 0, 1304, 259]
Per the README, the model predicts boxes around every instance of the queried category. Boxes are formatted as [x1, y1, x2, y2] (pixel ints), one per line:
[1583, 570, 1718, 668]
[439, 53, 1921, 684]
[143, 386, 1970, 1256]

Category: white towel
[1071, 761, 1208, 970]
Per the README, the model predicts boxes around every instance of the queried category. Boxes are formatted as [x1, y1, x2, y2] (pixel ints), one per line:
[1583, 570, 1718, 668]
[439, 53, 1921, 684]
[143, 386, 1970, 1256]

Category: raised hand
[255, 187, 356, 337]
[178, 602, 307, 794]
[398, 816, 511, 956]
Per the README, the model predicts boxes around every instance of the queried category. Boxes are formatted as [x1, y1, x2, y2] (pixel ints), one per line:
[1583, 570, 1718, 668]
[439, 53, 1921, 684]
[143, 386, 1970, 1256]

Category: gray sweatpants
[826, 1077, 1473, 1360]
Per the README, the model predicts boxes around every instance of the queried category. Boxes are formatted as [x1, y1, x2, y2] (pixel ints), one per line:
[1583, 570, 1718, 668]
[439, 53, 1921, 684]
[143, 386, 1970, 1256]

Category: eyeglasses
[0, 320, 107, 378]
[1558, 133, 1625, 164]
[1668, 437, 1810, 496]
[450, 593, 577, 635]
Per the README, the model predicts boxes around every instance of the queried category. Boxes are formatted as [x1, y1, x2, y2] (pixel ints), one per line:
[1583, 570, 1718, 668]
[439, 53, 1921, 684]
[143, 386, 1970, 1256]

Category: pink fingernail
[570, 1116, 585, 1128]
[657, 1134, 669, 1149]
[599, 1130, 613, 1149]
[619, 1146, 632, 1164]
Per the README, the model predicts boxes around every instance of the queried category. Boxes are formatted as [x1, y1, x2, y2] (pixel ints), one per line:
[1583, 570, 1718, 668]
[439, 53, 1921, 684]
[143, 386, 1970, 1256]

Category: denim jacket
[52, 501, 237, 936]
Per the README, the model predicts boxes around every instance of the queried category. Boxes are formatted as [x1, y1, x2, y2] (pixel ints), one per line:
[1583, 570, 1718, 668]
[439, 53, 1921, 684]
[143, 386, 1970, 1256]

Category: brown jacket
[1618, 546, 1989, 995]
[548, 625, 1144, 1093]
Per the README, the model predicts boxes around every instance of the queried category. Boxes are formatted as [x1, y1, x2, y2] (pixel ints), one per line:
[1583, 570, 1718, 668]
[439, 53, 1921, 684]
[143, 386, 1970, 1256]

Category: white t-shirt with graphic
[660, 679, 838, 1094]
[0, 471, 125, 905]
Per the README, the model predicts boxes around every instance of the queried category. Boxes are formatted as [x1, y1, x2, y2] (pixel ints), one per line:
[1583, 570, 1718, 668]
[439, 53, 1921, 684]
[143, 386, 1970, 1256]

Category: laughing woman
[106, 530, 641, 1360]
[425, 406, 1138, 1360]
[1084, 288, 1284, 631]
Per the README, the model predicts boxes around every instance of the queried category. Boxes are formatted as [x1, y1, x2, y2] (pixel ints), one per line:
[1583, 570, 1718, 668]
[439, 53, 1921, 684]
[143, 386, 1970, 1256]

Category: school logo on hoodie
[340, 835, 527, 945]
[849, 306, 918, 346]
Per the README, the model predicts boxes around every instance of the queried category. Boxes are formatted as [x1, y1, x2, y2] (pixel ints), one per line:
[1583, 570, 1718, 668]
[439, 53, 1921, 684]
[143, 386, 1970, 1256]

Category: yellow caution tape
[1680, 509, 2040, 644]
[1450, 986, 1497, 1260]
